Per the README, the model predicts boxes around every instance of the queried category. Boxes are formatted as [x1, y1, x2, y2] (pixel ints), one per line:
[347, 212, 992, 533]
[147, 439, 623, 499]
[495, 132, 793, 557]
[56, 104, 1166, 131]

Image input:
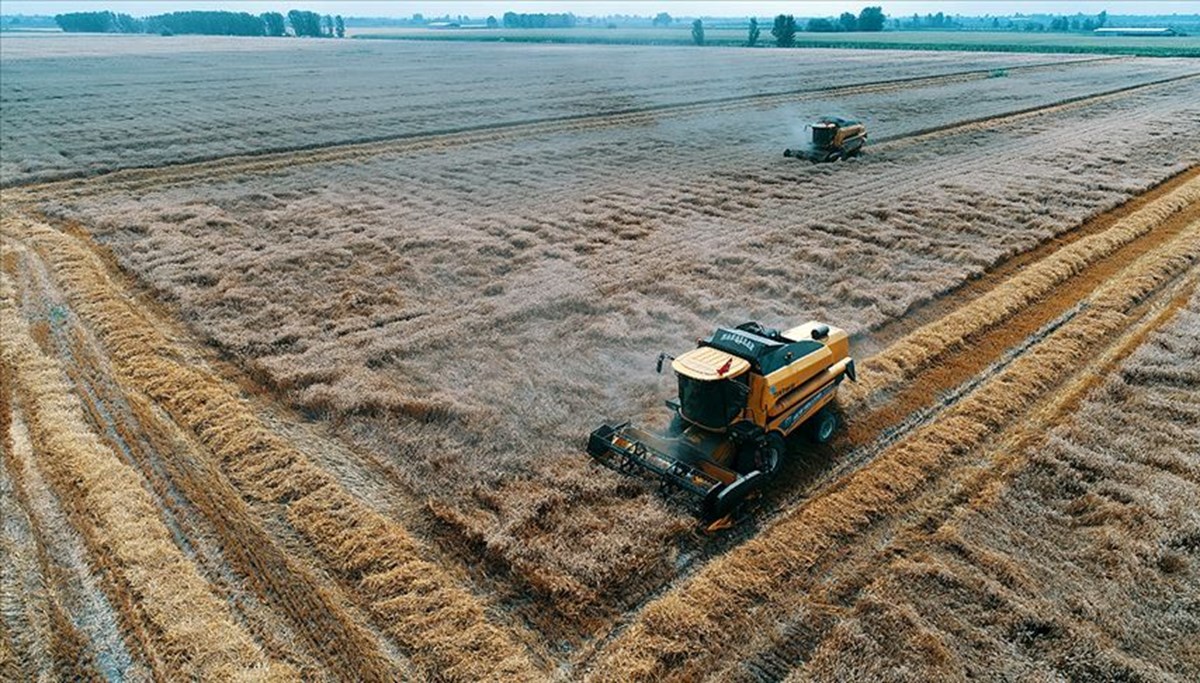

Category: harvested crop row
[786, 283, 1200, 682]
[0, 402, 104, 681]
[714, 269, 1199, 682]
[0, 275, 293, 681]
[7, 230, 397, 677]
[587, 219, 1200, 681]
[4, 211, 538, 681]
[846, 175, 1200, 406]
[0, 318, 142, 680]
[0, 411, 55, 679]
[872, 72, 1200, 151]
[49, 309, 401, 680]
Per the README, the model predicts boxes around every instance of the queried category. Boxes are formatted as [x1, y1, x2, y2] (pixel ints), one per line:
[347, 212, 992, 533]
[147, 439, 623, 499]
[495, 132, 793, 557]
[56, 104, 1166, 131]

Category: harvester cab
[784, 116, 868, 162]
[588, 321, 856, 525]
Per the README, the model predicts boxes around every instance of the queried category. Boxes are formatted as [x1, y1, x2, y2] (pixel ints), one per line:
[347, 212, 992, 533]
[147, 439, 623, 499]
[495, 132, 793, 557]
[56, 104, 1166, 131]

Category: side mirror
[656, 352, 674, 374]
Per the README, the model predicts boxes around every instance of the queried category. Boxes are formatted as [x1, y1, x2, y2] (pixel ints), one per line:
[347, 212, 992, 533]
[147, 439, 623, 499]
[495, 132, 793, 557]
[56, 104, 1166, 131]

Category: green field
[351, 27, 1200, 57]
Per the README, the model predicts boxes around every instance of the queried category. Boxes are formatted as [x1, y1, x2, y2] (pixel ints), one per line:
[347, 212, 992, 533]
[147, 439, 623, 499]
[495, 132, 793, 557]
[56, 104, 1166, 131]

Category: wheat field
[2, 34, 1198, 681]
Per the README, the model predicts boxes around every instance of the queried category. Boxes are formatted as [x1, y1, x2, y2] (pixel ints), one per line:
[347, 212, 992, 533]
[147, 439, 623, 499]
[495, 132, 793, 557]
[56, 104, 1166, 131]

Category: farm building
[1094, 27, 1179, 36]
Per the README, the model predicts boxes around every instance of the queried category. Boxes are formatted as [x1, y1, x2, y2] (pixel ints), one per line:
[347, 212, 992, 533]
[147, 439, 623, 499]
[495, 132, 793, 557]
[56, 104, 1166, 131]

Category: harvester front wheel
[754, 433, 786, 475]
[666, 413, 685, 436]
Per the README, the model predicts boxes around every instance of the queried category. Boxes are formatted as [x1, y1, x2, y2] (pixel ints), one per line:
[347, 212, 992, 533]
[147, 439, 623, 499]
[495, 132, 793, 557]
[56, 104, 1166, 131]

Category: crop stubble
[2, 38, 1199, 679]
[27, 55, 1198, 634]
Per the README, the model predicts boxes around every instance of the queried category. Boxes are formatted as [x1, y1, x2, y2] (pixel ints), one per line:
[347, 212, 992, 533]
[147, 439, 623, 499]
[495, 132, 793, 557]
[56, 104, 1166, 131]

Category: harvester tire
[809, 409, 838, 444]
[667, 412, 686, 436]
[755, 433, 786, 475]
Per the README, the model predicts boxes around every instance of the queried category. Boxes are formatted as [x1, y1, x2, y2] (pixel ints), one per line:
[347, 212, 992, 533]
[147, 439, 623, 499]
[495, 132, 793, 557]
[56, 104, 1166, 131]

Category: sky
[3, 1, 1196, 17]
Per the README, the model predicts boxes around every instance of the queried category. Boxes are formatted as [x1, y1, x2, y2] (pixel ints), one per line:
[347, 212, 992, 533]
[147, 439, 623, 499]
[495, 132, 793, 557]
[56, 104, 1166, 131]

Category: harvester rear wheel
[809, 409, 839, 444]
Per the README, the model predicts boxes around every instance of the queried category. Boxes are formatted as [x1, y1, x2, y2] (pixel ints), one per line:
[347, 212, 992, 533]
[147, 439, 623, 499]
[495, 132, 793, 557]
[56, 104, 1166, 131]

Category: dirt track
[3, 41, 1199, 681]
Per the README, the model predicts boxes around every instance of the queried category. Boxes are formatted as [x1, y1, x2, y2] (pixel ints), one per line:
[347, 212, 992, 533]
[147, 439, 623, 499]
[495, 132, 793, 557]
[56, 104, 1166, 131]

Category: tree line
[501, 12, 576, 29]
[690, 7, 886, 46]
[54, 10, 346, 37]
[903, 10, 1109, 32]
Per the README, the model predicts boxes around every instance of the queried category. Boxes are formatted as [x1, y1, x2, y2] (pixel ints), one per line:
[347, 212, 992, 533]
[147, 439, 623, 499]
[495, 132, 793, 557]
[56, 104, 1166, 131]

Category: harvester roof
[672, 346, 751, 381]
[815, 115, 859, 127]
[703, 326, 825, 375]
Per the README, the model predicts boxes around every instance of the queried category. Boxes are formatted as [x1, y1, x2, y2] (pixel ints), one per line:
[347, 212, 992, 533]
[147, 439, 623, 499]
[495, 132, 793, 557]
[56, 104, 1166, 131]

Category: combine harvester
[588, 321, 856, 528]
[785, 116, 868, 162]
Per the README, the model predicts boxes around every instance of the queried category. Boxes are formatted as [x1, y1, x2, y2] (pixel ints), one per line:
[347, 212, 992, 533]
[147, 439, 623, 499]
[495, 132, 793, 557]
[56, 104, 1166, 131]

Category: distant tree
[807, 17, 836, 32]
[771, 14, 796, 46]
[502, 12, 576, 29]
[839, 12, 857, 31]
[857, 6, 885, 32]
[652, 12, 672, 27]
[261, 11, 285, 36]
[934, 11, 946, 28]
[114, 13, 142, 32]
[288, 10, 322, 37]
[334, 15, 345, 37]
[55, 11, 116, 32]
[991, 17, 1000, 29]
[691, 19, 705, 45]
[411, 13, 424, 24]
[1082, 18, 1097, 31]
[1097, 10, 1107, 28]
[747, 17, 760, 46]
[322, 14, 334, 36]
[486, 15, 498, 28]
[144, 11, 265, 36]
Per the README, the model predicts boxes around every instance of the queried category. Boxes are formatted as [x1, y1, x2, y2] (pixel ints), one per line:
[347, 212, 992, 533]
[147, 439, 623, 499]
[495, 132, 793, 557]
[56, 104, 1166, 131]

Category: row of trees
[1049, 12, 1108, 31]
[54, 10, 345, 37]
[501, 12, 576, 29]
[690, 8, 885, 47]
[902, 10, 1108, 32]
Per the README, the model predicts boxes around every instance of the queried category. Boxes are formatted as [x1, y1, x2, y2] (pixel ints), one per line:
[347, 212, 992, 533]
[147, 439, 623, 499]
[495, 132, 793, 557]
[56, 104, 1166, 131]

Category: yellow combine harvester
[588, 321, 856, 524]
[784, 116, 868, 162]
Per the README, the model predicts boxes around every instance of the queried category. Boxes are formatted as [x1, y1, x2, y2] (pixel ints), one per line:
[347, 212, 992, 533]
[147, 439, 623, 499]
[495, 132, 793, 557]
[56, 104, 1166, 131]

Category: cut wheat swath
[0, 271, 296, 681]
[5, 211, 540, 682]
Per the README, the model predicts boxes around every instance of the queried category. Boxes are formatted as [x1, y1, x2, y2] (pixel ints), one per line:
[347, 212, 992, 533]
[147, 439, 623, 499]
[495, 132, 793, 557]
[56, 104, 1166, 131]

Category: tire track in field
[4, 57, 1122, 198]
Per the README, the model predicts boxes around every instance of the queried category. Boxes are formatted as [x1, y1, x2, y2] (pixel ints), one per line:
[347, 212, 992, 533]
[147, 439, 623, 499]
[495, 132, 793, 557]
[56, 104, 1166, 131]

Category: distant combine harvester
[1094, 27, 1181, 37]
